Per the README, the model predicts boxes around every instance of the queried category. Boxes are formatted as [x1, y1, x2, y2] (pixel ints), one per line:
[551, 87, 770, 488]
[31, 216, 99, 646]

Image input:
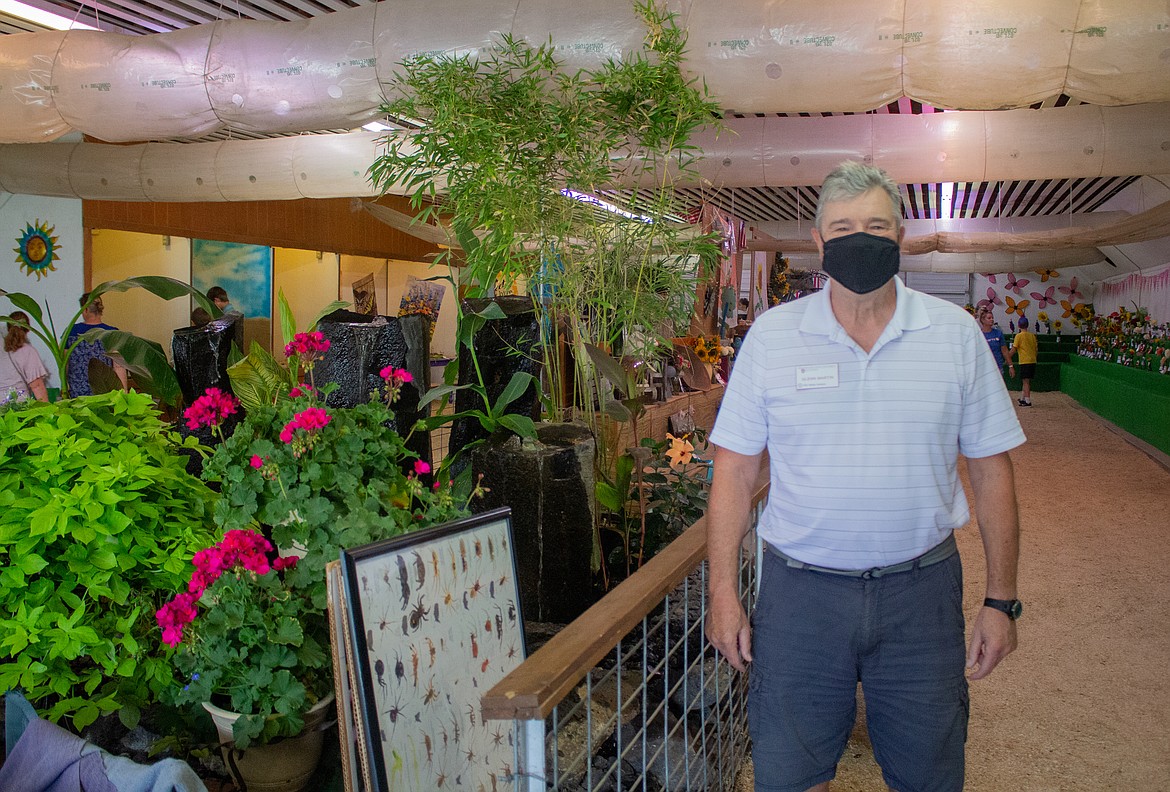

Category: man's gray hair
[815, 160, 904, 231]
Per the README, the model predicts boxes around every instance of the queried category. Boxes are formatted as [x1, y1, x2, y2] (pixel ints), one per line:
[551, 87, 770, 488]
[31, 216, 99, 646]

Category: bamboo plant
[367, 0, 722, 577]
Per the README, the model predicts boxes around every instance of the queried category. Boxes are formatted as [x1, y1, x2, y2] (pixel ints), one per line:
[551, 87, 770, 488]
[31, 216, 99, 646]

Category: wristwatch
[983, 597, 1023, 620]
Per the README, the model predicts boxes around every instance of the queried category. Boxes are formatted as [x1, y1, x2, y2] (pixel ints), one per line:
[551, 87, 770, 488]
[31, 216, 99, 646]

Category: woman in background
[1, 311, 50, 403]
[65, 293, 128, 397]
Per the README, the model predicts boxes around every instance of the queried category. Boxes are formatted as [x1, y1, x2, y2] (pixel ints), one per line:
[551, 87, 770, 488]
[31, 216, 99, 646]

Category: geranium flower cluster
[380, 366, 413, 404]
[279, 407, 331, 443]
[184, 388, 239, 431]
[156, 529, 299, 648]
[284, 331, 330, 361]
[278, 406, 331, 458]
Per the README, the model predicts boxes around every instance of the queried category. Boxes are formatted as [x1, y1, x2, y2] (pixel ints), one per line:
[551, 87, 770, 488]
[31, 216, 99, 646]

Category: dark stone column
[172, 314, 241, 406]
[315, 310, 430, 466]
[449, 296, 542, 459]
[470, 422, 596, 623]
[172, 315, 245, 460]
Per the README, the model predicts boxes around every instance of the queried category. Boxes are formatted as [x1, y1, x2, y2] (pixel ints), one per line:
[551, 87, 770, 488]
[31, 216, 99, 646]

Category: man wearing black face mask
[706, 161, 1025, 792]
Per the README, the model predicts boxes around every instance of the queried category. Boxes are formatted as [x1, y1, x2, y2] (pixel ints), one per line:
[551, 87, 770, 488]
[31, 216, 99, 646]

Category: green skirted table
[1060, 355, 1170, 455]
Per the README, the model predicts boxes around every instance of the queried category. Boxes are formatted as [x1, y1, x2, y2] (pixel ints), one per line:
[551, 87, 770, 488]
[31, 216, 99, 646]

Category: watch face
[1009, 600, 1024, 620]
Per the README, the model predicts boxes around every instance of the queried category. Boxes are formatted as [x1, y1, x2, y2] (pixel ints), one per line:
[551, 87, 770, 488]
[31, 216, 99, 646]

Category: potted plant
[162, 303, 479, 781]
[157, 529, 331, 791]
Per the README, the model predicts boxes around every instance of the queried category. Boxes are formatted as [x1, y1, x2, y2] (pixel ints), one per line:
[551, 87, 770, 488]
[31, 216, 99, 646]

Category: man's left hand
[966, 607, 1018, 680]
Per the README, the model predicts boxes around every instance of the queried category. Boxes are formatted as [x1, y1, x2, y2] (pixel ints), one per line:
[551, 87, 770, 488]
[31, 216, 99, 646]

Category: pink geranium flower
[284, 331, 330, 360]
[380, 366, 413, 384]
[157, 529, 284, 647]
[414, 460, 431, 476]
[183, 388, 239, 431]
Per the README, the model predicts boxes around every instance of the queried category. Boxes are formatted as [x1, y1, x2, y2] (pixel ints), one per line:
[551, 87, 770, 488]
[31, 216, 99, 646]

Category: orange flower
[665, 433, 694, 470]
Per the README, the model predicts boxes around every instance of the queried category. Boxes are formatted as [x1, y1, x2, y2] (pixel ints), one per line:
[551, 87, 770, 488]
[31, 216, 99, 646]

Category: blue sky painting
[191, 239, 272, 319]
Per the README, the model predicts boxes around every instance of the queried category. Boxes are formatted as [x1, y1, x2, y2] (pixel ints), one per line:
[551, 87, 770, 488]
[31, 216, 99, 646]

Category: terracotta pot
[202, 694, 335, 792]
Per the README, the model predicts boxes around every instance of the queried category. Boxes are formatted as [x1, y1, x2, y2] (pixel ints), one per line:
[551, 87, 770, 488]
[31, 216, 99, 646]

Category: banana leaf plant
[1, 277, 220, 404]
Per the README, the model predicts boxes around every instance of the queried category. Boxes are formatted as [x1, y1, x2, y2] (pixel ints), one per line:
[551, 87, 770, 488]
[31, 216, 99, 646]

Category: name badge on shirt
[796, 364, 839, 390]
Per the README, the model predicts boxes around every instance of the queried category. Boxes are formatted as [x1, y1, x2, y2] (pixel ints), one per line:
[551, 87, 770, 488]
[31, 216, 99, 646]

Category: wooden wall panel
[82, 196, 441, 263]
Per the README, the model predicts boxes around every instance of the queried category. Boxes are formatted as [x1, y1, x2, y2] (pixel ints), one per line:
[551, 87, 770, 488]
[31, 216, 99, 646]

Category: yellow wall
[273, 248, 341, 347]
[89, 229, 190, 358]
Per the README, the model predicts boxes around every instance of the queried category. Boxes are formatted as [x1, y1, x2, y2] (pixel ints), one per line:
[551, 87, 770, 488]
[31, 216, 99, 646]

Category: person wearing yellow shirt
[1010, 315, 1038, 407]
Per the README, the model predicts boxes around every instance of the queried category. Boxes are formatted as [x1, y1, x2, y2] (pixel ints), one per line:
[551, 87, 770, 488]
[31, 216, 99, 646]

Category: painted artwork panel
[191, 239, 273, 319]
[342, 509, 526, 792]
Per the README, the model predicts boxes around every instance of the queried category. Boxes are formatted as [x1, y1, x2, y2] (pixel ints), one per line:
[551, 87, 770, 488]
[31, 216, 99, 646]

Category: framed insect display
[340, 508, 526, 792]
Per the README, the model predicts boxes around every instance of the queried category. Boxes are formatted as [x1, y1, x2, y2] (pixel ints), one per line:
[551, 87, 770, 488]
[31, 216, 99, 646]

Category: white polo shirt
[711, 278, 1026, 569]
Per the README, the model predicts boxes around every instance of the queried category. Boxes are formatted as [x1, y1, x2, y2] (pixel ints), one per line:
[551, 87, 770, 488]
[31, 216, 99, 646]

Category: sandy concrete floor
[737, 392, 1170, 791]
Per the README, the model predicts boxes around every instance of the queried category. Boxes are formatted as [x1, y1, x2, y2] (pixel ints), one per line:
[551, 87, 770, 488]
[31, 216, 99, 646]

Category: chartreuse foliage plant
[0, 391, 216, 729]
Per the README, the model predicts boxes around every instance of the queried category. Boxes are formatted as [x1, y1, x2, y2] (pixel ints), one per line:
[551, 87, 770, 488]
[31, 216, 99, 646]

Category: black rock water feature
[172, 314, 241, 406]
[172, 315, 244, 459]
[470, 422, 596, 623]
[449, 296, 542, 460]
[315, 310, 431, 465]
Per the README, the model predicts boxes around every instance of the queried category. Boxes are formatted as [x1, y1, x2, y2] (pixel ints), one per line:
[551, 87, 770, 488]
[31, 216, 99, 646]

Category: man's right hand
[706, 594, 753, 672]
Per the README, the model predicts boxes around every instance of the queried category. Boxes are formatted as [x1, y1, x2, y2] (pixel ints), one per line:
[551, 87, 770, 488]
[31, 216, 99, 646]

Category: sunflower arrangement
[693, 335, 723, 365]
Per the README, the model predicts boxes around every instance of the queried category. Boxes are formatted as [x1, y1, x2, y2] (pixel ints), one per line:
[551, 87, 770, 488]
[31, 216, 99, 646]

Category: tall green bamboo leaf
[583, 342, 633, 398]
[278, 291, 297, 349]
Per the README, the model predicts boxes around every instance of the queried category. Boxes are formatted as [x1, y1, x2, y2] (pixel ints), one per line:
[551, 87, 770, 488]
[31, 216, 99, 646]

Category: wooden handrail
[481, 469, 769, 721]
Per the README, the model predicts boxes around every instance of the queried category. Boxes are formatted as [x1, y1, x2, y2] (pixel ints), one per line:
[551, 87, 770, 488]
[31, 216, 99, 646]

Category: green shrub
[0, 391, 217, 729]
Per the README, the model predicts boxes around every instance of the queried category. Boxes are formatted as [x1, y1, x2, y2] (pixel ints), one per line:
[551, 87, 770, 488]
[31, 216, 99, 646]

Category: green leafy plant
[368, 0, 722, 427]
[416, 299, 540, 474]
[1, 277, 220, 404]
[597, 431, 710, 579]
[158, 529, 326, 748]
[0, 391, 217, 729]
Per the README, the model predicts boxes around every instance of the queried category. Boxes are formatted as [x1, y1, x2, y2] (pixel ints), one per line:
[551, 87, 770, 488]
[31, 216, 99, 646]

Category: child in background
[1010, 315, 1038, 407]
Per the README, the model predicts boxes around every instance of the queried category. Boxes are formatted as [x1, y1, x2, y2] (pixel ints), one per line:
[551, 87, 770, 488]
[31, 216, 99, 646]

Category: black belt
[767, 532, 958, 579]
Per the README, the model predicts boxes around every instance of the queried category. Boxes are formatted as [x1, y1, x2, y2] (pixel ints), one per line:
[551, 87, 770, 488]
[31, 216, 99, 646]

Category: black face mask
[821, 231, 901, 295]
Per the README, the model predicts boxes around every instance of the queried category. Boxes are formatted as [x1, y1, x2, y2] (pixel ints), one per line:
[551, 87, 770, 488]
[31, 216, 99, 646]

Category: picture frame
[326, 561, 370, 791]
[340, 508, 526, 792]
[352, 273, 378, 315]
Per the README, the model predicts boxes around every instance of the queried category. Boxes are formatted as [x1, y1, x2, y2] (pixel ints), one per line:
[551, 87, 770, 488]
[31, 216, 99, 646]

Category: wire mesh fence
[493, 494, 765, 791]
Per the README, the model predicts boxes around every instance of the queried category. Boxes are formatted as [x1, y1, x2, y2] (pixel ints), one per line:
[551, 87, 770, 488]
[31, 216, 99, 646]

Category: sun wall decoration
[14, 220, 60, 280]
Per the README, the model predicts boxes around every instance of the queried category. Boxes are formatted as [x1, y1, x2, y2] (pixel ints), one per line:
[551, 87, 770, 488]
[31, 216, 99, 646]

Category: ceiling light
[562, 189, 654, 223]
[0, 0, 97, 29]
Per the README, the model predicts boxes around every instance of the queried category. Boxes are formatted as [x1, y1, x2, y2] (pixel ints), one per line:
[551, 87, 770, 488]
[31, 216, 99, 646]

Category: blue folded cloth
[0, 691, 207, 792]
